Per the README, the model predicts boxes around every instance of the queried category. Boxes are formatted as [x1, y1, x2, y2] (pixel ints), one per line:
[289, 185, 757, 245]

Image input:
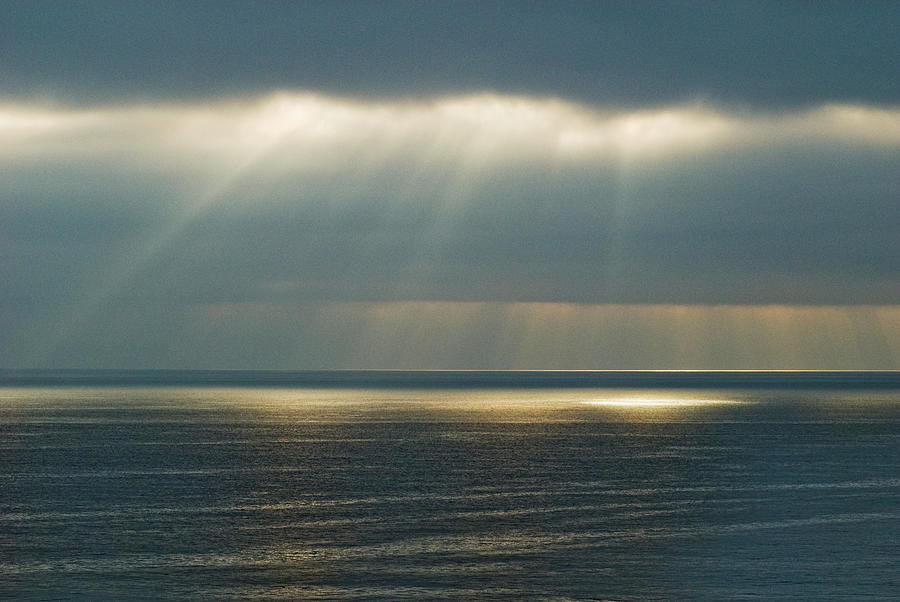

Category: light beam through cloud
[2, 92, 898, 367]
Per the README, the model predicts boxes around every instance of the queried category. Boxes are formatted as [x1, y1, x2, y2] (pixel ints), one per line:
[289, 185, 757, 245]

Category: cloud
[3, 2, 899, 108]
[5, 95, 900, 162]
[1, 93, 898, 367]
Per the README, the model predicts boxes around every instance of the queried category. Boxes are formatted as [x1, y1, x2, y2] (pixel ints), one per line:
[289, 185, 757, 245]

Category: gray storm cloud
[2, 94, 899, 368]
[3, 2, 899, 109]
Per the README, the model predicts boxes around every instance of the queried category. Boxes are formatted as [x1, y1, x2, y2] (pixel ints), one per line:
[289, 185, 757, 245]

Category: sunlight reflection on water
[2, 385, 899, 599]
[585, 396, 746, 408]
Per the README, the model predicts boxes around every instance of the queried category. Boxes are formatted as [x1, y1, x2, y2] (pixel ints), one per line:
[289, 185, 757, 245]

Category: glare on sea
[584, 395, 745, 408]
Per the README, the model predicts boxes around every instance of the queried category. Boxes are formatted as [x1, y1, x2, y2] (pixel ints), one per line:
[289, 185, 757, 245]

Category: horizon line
[3, 368, 900, 373]
[3, 368, 899, 390]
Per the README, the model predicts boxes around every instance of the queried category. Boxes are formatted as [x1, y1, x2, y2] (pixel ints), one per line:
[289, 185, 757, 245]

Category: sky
[2, 1, 899, 369]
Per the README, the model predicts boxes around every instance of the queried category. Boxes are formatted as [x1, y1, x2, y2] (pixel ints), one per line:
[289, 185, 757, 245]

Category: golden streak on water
[585, 396, 744, 408]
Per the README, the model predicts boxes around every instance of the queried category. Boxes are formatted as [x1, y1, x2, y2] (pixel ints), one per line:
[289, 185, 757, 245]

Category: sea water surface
[2, 372, 899, 599]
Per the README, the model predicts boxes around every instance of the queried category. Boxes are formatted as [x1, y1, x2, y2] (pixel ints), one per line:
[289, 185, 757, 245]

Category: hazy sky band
[6, 298, 900, 370]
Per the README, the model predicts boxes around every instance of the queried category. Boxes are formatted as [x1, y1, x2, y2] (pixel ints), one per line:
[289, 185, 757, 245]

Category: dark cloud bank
[3, 1, 899, 108]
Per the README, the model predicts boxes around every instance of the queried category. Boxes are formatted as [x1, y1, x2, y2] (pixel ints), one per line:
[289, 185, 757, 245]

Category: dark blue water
[2, 378, 899, 599]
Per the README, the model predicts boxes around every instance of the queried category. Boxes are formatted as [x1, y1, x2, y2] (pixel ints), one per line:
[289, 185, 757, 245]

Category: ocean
[2, 371, 899, 599]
